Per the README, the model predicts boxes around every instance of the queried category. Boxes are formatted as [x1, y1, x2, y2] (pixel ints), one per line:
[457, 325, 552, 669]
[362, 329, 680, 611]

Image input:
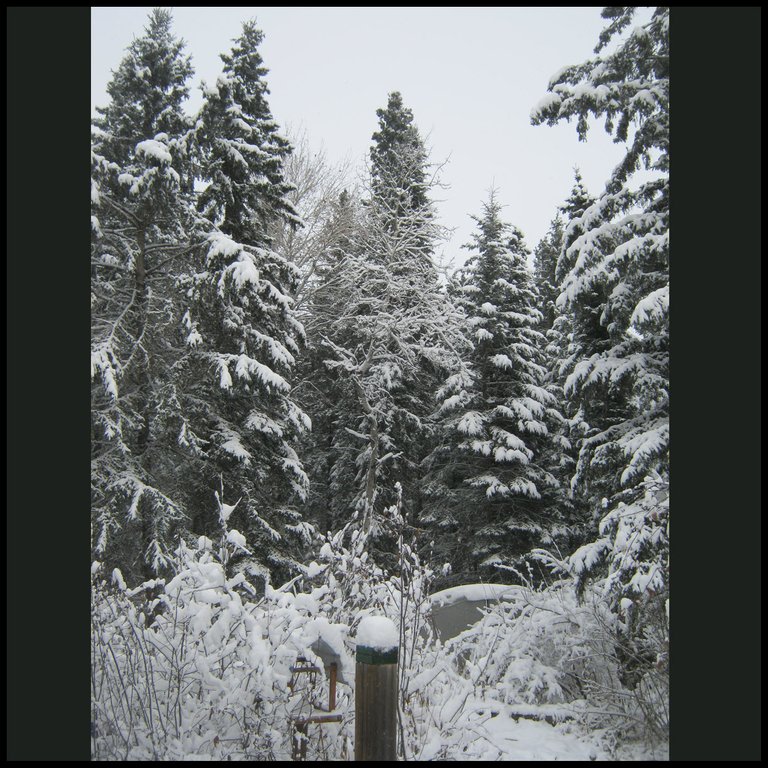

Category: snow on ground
[416, 699, 666, 761]
[461, 710, 599, 761]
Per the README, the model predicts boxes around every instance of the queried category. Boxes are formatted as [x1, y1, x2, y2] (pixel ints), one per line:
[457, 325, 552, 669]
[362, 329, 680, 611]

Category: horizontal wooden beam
[293, 714, 343, 726]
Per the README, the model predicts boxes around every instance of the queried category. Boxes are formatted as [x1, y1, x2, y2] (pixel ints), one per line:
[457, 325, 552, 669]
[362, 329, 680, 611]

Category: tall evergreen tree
[531, 6, 669, 699]
[369, 91, 430, 218]
[532, 212, 564, 333]
[317, 93, 466, 567]
[91, 9, 199, 580]
[532, 7, 669, 506]
[424, 191, 566, 582]
[294, 189, 363, 536]
[195, 20, 302, 245]
[91, 12, 312, 585]
[556, 168, 595, 284]
[177, 19, 311, 583]
[537, 173, 599, 549]
[547, 170, 600, 453]
[93, 9, 194, 183]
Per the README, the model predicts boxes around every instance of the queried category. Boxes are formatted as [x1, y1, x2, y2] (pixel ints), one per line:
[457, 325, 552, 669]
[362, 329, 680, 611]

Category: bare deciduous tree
[269, 125, 358, 310]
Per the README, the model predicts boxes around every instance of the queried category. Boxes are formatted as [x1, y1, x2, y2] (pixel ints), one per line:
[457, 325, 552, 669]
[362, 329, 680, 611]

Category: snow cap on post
[356, 615, 399, 664]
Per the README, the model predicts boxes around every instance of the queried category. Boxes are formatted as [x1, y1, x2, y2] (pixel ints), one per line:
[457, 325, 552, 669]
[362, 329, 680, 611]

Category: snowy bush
[524, 472, 669, 749]
[92, 477, 667, 760]
[301, 483, 439, 759]
[91, 533, 329, 759]
[397, 476, 668, 759]
[90, 483, 430, 761]
[402, 579, 666, 759]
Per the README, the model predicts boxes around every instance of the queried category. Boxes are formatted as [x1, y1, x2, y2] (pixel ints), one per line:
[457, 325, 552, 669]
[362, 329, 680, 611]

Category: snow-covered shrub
[533, 472, 669, 743]
[91, 481, 435, 761]
[93, 475, 668, 760]
[91, 519, 329, 759]
[402, 580, 665, 759]
[294, 482, 440, 759]
[396, 475, 668, 759]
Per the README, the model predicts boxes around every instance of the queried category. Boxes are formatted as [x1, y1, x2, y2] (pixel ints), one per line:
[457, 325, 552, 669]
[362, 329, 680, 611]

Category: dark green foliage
[531, 9, 670, 725]
[91, 12, 310, 585]
[532, 213, 564, 333]
[195, 20, 301, 246]
[178, 20, 311, 582]
[369, 91, 430, 217]
[424, 191, 566, 583]
[91, 10, 199, 581]
[532, 7, 669, 508]
[93, 9, 194, 186]
[556, 168, 595, 283]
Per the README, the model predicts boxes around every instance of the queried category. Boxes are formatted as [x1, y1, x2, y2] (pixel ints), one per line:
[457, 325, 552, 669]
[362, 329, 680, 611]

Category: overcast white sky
[92, 7, 648, 269]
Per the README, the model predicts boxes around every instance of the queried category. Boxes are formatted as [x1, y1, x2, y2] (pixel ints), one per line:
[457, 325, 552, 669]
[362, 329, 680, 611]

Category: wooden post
[329, 662, 337, 711]
[354, 640, 398, 761]
[292, 721, 308, 761]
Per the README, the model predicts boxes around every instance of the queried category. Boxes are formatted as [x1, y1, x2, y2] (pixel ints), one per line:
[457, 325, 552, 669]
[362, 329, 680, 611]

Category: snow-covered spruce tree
[548, 169, 610, 462]
[531, 6, 669, 711]
[531, 8, 669, 504]
[292, 190, 364, 536]
[91, 9, 201, 581]
[320, 92, 467, 568]
[423, 190, 566, 583]
[195, 20, 302, 244]
[92, 9, 194, 186]
[177, 19, 312, 584]
[532, 212, 564, 334]
[531, 209, 593, 549]
[534, 172, 601, 544]
[556, 168, 596, 285]
[543, 172, 597, 426]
